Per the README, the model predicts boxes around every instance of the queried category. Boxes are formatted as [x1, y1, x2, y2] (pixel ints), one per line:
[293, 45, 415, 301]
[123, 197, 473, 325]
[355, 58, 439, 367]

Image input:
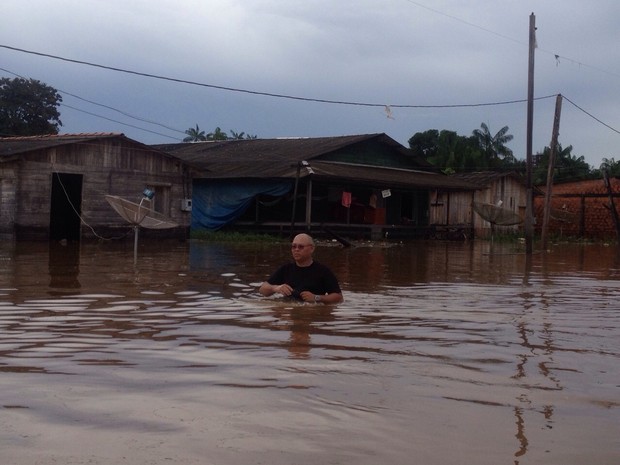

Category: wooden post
[603, 169, 620, 242]
[133, 225, 139, 265]
[290, 162, 301, 238]
[579, 195, 586, 238]
[541, 94, 563, 250]
[525, 12, 536, 255]
[305, 178, 313, 231]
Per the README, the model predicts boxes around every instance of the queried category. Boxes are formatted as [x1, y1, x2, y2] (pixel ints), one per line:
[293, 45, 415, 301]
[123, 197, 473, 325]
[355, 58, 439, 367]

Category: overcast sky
[2, 0, 619, 167]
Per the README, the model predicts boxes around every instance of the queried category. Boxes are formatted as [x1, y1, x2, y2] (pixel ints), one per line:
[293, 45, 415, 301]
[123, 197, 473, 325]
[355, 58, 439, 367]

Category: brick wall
[534, 177, 620, 239]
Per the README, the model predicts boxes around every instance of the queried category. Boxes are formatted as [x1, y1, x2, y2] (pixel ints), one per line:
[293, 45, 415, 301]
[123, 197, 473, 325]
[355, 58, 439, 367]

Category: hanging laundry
[341, 191, 352, 208]
[369, 193, 377, 209]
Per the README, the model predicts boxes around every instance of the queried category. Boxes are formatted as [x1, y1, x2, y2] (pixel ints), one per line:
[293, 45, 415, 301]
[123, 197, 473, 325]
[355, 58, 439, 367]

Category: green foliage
[472, 122, 514, 164]
[408, 123, 602, 184]
[408, 129, 439, 159]
[595, 157, 620, 177]
[190, 230, 281, 242]
[0, 77, 62, 136]
[183, 124, 206, 142]
[532, 144, 593, 185]
[207, 126, 228, 141]
[183, 125, 258, 142]
[409, 124, 515, 173]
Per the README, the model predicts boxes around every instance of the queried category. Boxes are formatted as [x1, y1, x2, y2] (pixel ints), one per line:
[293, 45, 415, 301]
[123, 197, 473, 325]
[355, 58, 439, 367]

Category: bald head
[293, 233, 314, 246]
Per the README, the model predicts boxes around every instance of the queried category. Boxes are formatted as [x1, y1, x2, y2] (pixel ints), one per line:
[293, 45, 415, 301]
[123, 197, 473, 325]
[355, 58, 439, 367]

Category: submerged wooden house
[445, 171, 527, 237]
[156, 133, 478, 240]
[0, 133, 191, 240]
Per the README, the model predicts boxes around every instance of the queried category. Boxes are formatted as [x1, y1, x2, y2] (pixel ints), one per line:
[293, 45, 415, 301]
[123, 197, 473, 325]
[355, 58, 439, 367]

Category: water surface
[1, 239, 619, 464]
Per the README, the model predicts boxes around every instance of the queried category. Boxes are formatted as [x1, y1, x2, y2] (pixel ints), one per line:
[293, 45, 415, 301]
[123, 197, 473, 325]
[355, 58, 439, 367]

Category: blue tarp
[191, 179, 293, 230]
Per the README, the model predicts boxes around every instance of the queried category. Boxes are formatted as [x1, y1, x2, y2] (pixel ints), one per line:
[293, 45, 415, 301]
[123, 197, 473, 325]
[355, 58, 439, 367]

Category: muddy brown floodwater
[0, 239, 619, 465]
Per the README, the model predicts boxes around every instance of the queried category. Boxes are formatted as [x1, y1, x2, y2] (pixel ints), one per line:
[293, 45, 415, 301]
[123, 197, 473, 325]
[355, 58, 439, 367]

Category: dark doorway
[50, 173, 83, 241]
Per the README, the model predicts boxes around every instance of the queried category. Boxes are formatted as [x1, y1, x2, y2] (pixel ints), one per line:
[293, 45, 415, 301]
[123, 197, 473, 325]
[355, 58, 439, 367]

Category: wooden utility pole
[603, 169, 620, 242]
[525, 12, 536, 255]
[290, 162, 301, 238]
[541, 94, 563, 250]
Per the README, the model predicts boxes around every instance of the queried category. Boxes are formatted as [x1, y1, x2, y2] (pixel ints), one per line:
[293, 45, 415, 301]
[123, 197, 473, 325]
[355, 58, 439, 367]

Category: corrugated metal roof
[0, 133, 125, 157]
[452, 170, 525, 187]
[310, 161, 478, 190]
[154, 133, 434, 168]
[0, 133, 180, 163]
[154, 133, 478, 190]
[154, 133, 477, 190]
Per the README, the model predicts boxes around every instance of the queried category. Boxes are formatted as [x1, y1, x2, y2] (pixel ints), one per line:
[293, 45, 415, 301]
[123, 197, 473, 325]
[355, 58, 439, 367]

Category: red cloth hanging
[341, 191, 352, 208]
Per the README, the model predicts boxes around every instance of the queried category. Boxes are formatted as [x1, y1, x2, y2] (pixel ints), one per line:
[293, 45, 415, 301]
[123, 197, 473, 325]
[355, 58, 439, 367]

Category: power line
[60, 103, 180, 140]
[401, 0, 620, 80]
[402, 0, 526, 47]
[61, 90, 186, 135]
[0, 44, 553, 109]
[0, 65, 185, 138]
[2, 46, 617, 140]
[563, 96, 620, 135]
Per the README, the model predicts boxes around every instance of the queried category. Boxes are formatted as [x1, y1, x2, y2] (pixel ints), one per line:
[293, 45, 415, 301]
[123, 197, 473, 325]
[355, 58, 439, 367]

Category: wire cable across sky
[0, 44, 554, 109]
[0, 43, 617, 140]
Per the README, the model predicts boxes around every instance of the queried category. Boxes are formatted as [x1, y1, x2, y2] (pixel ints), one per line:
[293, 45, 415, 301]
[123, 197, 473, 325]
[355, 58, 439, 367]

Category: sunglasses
[291, 243, 312, 250]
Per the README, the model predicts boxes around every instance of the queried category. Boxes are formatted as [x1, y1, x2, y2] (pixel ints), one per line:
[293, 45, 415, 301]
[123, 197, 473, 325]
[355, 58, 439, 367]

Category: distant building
[448, 171, 527, 237]
[0, 133, 191, 240]
[534, 177, 620, 240]
[155, 133, 479, 240]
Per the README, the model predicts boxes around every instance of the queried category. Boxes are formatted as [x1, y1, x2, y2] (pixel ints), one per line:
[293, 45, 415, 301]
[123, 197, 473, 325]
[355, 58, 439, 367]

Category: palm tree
[183, 124, 206, 142]
[600, 157, 620, 177]
[533, 144, 592, 184]
[207, 127, 228, 141]
[472, 123, 514, 166]
[229, 130, 246, 140]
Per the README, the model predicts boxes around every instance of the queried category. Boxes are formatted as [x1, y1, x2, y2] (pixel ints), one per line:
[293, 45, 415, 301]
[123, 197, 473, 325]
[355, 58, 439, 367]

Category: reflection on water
[0, 239, 619, 465]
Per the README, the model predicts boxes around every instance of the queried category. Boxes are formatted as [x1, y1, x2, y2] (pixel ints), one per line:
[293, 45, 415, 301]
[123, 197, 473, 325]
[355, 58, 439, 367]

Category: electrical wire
[0, 44, 556, 109]
[52, 170, 133, 241]
[60, 103, 180, 140]
[401, 0, 620, 80]
[563, 96, 620, 135]
[60, 90, 186, 135]
[0, 65, 184, 139]
[1, 46, 617, 144]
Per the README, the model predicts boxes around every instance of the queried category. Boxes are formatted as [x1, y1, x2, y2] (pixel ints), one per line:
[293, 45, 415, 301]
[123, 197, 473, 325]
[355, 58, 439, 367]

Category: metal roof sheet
[310, 161, 478, 190]
[155, 134, 477, 190]
[153, 133, 435, 169]
[452, 170, 525, 187]
[0, 133, 128, 157]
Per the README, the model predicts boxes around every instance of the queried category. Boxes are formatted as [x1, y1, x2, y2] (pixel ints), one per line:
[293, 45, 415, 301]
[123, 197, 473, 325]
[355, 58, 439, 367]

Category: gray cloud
[2, 0, 619, 166]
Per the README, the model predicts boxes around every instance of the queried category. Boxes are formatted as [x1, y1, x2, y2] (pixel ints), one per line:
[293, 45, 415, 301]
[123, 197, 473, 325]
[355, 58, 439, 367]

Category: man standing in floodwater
[259, 233, 344, 304]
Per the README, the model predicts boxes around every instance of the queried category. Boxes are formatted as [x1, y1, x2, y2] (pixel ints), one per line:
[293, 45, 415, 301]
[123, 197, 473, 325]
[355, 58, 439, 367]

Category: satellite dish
[105, 195, 179, 263]
[105, 195, 178, 229]
[550, 208, 576, 223]
[473, 202, 523, 227]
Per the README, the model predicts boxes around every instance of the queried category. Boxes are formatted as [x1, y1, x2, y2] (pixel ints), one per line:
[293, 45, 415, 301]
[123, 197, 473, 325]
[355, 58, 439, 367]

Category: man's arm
[259, 281, 293, 297]
[299, 290, 343, 304]
[319, 292, 344, 304]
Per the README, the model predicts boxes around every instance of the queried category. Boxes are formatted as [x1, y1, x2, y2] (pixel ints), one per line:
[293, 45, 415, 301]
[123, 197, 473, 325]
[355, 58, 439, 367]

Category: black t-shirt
[267, 261, 342, 300]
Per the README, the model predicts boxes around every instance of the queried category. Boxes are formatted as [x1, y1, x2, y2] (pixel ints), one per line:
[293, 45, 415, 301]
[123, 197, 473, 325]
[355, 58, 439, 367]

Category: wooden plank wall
[7, 138, 191, 239]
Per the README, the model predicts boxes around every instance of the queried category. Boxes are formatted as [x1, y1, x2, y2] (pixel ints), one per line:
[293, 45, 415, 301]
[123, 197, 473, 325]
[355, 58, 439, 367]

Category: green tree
[408, 129, 439, 160]
[229, 130, 258, 140]
[472, 123, 514, 167]
[409, 129, 483, 173]
[0, 77, 62, 136]
[207, 127, 228, 141]
[532, 144, 592, 185]
[598, 157, 620, 177]
[183, 124, 207, 142]
[229, 130, 246, 140]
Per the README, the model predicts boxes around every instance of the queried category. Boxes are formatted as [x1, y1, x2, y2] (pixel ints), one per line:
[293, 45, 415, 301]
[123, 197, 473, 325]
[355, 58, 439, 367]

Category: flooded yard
[1, 238, 619, 464]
